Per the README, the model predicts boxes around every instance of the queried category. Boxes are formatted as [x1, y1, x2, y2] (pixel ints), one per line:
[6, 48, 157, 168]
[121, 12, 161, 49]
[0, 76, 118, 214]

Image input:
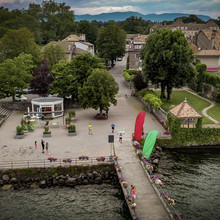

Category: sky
[0, 0, 220, 19]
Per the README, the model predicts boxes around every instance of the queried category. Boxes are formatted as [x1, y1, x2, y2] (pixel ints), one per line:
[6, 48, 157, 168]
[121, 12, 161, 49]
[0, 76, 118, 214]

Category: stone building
[127, 34, 148, 70]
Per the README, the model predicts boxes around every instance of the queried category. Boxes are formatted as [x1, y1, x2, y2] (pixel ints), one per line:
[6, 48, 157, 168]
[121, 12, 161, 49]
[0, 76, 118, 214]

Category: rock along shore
[0, 164, 119, 190]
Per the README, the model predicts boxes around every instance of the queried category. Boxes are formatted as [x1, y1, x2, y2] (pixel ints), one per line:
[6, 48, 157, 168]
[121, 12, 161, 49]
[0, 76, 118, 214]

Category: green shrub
[16, 126, 24, 135]
[28, 124, 35, 131]
[138, 88, 156, 97]
[43, 126, 51, 134]
[22, 124, 28, 131]
[68, 111, 75, 118]
[65, 117, 71, 124]
[143, 93, 162, 110]
[68, 125, 76, 133]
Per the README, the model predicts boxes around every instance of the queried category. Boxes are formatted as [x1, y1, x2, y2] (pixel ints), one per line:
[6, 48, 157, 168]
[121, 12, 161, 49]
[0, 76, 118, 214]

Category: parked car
[23, 88, 33, 94]
[117, 57, 122, 61]
[15, 94, 27, 101]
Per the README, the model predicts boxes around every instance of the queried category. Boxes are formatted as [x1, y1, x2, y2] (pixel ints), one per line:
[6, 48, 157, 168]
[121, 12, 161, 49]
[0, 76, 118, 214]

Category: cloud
[73, 6, 139, 15]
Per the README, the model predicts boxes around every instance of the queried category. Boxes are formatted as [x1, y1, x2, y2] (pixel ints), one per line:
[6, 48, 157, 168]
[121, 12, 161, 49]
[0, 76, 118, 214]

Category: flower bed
[48, 157, 57, 162]
[63, 158, 72, 163]
[78, 156, 89, 161]
[96, 156, 105, 162]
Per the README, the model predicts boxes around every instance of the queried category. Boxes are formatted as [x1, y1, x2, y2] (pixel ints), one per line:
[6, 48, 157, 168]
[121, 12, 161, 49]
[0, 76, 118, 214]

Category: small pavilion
[31, 97, 64, 118]
[169, 98, 203, 128]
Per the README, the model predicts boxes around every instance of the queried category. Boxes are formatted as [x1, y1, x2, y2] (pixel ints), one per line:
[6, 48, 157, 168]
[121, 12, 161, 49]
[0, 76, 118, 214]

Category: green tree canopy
[0, 27, 40, 63]
[141, 29, 195, 100]
[0, 53, 34, 100]
[43, 44, 66, 68]
[96, 25, 126, 65]
[27, 0, 76, 44]
[78, 69, 119, 113]
[50, 54, 105, 100]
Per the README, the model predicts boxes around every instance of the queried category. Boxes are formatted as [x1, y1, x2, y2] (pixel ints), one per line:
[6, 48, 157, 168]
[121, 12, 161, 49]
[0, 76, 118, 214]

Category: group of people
[34, 140, 50, 154]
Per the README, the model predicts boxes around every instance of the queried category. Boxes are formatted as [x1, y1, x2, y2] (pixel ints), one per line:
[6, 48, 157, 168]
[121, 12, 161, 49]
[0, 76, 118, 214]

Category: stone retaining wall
[0, 165, 119, 190]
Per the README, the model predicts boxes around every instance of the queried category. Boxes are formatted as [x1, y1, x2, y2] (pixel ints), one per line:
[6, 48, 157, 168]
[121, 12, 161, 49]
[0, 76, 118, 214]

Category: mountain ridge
[75, 11, 211, 22]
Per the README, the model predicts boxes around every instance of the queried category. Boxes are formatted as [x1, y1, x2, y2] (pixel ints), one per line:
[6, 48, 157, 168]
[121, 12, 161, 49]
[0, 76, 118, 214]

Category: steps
[0, 105, 13, 127]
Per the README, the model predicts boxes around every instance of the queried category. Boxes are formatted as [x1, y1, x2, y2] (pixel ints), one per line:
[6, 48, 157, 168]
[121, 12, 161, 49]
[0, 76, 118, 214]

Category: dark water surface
[163, 149, 220, 220]
[0, 184, 131, 220]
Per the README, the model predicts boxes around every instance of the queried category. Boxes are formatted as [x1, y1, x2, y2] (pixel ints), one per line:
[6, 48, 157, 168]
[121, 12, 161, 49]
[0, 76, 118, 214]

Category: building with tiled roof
[169, 99, 203, 128]
[63, 34, 94, 56]
[127, 34, 149, 70]
[41, 40, 89, 61]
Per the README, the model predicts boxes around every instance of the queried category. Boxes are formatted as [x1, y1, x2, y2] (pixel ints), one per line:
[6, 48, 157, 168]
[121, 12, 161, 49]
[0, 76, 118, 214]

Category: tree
[133, 72, 148, 91]
[122, 16, 150, 34]
[78, 69, 119, 113]
[50, 54, 105, 100]
[77, 20, 99, 45]
[30, 59, 53, 95]
[96, 25, 126, 65]
[27, 0, 76, 44]
[43, 44, 66, 68]
[141, 29, 195, 100]
[0, 27, 40, 63]
[0, 53, 34, 101]
[196, 63, 207, 92]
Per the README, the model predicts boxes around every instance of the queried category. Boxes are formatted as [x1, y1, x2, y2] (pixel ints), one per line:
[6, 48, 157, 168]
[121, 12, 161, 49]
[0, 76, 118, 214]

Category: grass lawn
[154, 90, 214, 124]
[207, 102, 220, 122]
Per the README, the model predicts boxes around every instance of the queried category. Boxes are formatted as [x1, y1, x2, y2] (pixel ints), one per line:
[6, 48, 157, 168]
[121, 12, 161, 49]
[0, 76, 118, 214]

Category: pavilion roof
[169, 99, 203, 118]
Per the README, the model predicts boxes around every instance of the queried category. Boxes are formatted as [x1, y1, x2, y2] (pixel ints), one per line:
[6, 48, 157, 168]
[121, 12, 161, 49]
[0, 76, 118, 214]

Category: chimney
[79, 34, 86, 42]
[211, 32, 216, 49]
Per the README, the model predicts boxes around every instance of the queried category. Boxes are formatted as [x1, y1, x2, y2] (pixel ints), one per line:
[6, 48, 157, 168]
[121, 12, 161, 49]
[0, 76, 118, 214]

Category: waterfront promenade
[0, 57, 170, 219]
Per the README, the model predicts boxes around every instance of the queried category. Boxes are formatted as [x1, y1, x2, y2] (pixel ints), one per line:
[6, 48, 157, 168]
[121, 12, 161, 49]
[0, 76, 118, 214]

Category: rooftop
[169, 99, 203, 118]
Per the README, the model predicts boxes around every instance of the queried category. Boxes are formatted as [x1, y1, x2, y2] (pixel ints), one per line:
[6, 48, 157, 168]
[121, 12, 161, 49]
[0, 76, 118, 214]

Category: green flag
[142, 130, 158, 159]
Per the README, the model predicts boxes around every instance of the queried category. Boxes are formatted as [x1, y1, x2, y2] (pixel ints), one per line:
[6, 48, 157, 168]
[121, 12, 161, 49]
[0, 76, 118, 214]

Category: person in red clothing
[131, 185, 136, 200]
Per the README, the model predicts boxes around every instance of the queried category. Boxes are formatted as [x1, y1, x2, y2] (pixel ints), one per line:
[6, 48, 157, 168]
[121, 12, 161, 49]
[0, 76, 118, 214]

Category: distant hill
[75, 11, 211, 22]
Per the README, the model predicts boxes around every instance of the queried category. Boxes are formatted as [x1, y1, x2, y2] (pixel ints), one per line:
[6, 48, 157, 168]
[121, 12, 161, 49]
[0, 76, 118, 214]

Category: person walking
[46, 142, 49, 154]
[41, 139, 45, 153]
[131, 185, 136, 201]
[111, 123, 115, 133]
[119, 132, 123, 143]
[35, 141, 37, 149]
[88, 123, 92, 135]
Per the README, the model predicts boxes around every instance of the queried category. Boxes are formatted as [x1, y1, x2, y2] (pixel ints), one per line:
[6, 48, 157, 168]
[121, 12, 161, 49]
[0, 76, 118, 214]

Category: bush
[16, 126, 24, 135]
[133, 72, 148, 91]
[65, 117, 71, 124]
[137, 88, 156, 97]
[22, 124, 28, 131]
[43, 126, 51, 134]
[28, 124, 35, 131]
[143, 93, 162, 110]
[68, 111, 75, 118]
[68, 125, 76, 133]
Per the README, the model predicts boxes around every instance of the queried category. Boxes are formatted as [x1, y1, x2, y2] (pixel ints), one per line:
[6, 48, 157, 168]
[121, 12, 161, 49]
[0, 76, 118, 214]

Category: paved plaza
[0, 57, 165, 163]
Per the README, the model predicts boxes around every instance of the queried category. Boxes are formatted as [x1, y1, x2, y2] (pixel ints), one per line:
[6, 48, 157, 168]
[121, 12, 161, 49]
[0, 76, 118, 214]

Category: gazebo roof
[169, 99, 203, 118]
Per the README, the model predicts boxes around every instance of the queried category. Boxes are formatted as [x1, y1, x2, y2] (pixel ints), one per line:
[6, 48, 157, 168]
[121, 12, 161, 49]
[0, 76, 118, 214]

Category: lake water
[0, 184, 131, 220]
[163, 149, 220, 220]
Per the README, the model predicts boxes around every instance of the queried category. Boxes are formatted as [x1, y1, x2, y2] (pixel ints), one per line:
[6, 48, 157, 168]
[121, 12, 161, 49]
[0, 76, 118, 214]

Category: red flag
[134, 112, 146, 141]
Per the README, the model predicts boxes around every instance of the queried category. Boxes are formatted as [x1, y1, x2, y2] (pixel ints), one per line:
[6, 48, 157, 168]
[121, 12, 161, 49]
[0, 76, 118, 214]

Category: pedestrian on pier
[35, 141, 37, 149]
[41, 139, 45, 153]
[46, 142, 49, 154]
[131, 185, 136, 200]
[88, 123, 92, 135]
[111, 123, 115, 133]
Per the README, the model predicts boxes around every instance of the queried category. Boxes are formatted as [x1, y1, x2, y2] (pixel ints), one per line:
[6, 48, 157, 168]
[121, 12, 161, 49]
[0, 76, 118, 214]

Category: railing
[140, 157, 183, 220]
[115, 160, 139, 220]
[0, 156, 114, 170]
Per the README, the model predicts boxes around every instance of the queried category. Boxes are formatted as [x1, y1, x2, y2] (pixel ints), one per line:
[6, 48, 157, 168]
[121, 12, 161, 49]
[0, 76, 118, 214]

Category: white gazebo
[31, 97, 64, 118]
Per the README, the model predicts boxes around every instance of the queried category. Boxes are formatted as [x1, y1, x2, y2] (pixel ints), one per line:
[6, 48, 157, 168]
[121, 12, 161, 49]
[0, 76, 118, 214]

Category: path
[184, 88, 219, 124]
[110, 57, 170, 219]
